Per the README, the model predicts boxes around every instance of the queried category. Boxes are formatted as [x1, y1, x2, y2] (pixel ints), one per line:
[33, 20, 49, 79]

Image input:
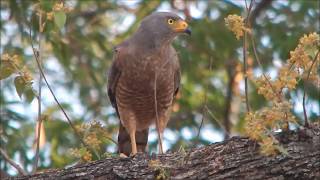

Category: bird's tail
[118, 123, 149, 156]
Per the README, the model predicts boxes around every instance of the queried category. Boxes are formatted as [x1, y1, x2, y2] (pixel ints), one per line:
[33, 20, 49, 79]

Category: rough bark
[8, 125, 320, 180]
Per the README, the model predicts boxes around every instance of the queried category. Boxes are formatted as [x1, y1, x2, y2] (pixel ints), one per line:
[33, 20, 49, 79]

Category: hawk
[108, 12, 190, 155]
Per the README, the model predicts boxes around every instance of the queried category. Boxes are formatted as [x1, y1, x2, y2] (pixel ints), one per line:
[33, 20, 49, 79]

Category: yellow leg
[158, 133, 164, 154]
[129, 130, 137, 155]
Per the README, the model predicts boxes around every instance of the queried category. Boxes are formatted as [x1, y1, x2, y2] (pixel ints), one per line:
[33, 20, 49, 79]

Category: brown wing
[108, 45, 150, 155]
[107, 48, 122, 117]
[172, 48, 181, 98]
[174, 65, 181, 98]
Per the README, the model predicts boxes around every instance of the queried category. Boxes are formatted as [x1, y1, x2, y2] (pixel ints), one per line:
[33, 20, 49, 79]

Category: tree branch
[0, 148, 27, 176]
[243, 0, 254, 112]
[10, 125, 320, 179]
[32, 10, 43, 174]
[196, 58, 213, 143]
[224, 60, 236, 139]
[28, 20, 100, 159]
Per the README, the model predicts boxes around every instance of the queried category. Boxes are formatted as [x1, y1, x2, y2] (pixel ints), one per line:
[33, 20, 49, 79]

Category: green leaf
[24, 85, 36, 103]
[14, 76, 26, 99]
[0, 61, 17, 80]
[14, 76, 35, 103]
[54, 11, 66, 29]
[40, 0, 53, 11]
[0, 66, 15, 80]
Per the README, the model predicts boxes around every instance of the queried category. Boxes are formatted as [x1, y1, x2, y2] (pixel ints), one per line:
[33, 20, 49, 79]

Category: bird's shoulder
[113, 41, 129, 60]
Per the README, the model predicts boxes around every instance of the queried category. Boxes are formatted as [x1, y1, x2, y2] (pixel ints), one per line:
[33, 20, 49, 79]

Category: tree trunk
[9, 125, 320, 180]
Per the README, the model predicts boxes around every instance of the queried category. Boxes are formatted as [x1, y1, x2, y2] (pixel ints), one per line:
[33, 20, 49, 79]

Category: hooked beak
[173, 20, 191, 35]
[184, 28, 191, 35]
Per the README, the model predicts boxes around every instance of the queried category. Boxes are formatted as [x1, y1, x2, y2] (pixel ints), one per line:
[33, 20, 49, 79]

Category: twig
[243, 0, 254, 112]
[303, 50, 319, 127]
[32, 11, 43, 174]
[28, 21, 99, 159]
[205, 106, 230, 136]
[245, 0, 254, 20]
[196, 58, 213, 143]
[250, 34, 281, 101]
[0, 148, 27, 175]
[224, 60, 236, 139]
[154, 71, 163, 153]
[243, 29, 250, 112]
[184, 105, 230, 164]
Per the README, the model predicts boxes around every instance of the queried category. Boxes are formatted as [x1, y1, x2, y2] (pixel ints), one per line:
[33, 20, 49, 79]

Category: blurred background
[0, 0, 319, 175]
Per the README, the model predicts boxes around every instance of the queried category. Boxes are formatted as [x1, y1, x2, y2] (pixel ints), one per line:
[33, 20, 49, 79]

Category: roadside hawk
[107, 12, 190, 155]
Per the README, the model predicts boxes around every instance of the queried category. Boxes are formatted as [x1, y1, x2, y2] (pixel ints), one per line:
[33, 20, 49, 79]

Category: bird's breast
[116, 58, 175, 121]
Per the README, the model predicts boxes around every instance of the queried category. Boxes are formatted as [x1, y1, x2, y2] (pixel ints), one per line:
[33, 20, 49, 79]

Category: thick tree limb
[10, 125, 320, 180]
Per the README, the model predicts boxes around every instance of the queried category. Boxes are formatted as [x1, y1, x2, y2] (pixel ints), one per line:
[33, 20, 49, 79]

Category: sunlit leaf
[54, 11, 66, 29]
[0, 61, 17, 80]
[0, 66, 15, 80]
[304, 46, 318, 58]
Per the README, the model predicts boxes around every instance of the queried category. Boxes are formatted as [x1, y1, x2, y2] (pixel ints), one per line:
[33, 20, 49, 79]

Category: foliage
[69, 120, 116, 162]
[226, 13, 319, 155]
[225, 15, 250, 40]
[0, 0, 319, 175]
[1, 53, 35, 103]
[245, 32, 319, 155]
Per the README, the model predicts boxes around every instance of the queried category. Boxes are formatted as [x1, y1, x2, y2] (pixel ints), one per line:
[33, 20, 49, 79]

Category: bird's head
[138, 12, 191, 44]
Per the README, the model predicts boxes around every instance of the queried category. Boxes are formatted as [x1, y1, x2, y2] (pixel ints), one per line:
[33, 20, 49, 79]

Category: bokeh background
[1, 0, 319, 175]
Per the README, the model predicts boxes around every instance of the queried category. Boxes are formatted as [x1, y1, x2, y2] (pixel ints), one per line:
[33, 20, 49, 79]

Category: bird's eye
[167, 18, 174, 24]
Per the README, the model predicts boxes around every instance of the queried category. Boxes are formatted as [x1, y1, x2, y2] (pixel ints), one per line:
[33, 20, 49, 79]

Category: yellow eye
[167, 18, 174, 24]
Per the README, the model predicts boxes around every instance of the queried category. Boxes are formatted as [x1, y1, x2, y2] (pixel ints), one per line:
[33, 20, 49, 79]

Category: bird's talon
[129, 153, 137, 158]
[119, 153, 128, 158]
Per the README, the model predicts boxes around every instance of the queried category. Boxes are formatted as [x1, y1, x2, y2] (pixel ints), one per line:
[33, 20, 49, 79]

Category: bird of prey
[107, 12, 190, 156]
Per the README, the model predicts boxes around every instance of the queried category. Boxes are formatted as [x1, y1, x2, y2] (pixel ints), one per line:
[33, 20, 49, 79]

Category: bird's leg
[129, 130, 137, 155]
[158, 132, 164, 154]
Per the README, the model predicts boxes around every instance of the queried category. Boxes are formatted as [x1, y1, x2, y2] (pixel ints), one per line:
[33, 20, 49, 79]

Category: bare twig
[245, 0, 254, 21]
[0, 148, 27, 175]
[243, 0, 254, 112]
[243, 29, 250, 112]
[196, 58, 213, 143]
[28, 21, 101, 159]
[184, 105, 230, 164]
[32, 11, 43, 174]
[250, 34, 281, 101]
[303, 50, 319, 127]
[154, 71, 163, 154]
[205, 106, 230, 135]
[224, 60, 236, 139]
